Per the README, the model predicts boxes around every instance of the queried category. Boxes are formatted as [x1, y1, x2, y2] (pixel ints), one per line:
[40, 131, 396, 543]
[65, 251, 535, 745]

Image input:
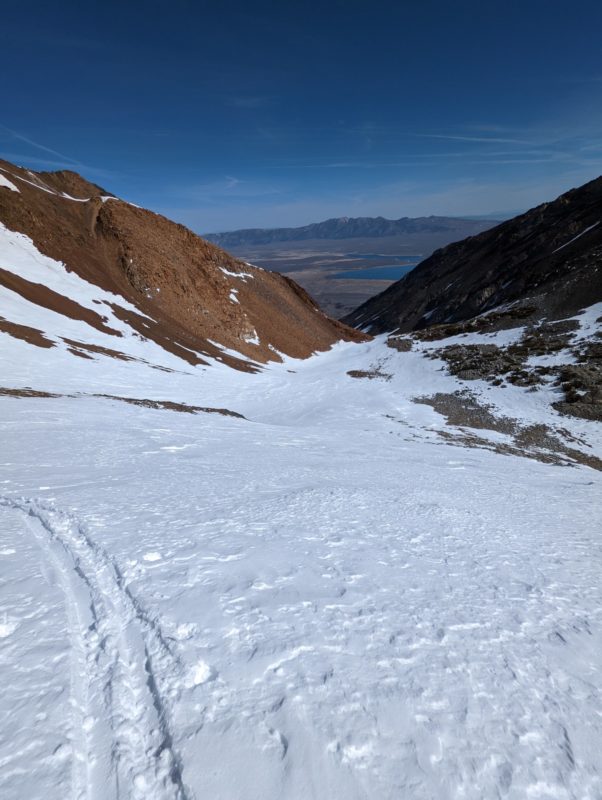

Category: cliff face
[0, 159, 366, 372]
[343, 177, 602, 334]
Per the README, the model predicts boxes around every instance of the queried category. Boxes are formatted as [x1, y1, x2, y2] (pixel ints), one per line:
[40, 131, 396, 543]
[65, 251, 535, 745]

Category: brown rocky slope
[0, 159, 365, 371]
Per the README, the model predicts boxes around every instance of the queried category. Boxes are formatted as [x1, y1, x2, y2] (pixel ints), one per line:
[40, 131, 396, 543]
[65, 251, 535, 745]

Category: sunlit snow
[1, 226, 601, 800]
[0, 172, 19, 192]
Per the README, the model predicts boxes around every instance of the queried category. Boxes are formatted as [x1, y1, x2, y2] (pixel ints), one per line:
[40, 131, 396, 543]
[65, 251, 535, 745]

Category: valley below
[219, 239, 423, 317]
[207, 221, 497, 318]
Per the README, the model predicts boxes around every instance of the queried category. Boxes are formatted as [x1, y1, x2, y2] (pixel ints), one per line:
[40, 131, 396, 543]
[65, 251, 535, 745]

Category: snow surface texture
[1, 227, 602, 799]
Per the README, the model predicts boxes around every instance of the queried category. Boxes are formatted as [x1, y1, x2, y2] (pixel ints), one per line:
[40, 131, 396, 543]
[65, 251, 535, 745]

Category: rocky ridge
[344, 176, 602, 334]
[341, 176, 602, 423]
[0, 159, 365, 371]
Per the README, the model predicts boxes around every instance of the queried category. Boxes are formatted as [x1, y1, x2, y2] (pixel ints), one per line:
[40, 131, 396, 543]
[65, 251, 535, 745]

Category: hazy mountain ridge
[205, 215, 497, 247]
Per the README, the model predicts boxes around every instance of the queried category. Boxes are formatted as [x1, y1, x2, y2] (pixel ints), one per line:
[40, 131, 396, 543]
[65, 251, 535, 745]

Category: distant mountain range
[205, 215, 497, 247]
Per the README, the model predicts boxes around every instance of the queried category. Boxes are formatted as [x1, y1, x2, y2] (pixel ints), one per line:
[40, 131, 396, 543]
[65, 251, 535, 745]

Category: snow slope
[1, 230, 602, 800]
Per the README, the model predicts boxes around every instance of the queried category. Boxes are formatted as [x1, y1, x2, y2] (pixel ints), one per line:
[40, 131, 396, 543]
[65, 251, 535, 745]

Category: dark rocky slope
[344, 177, 602, 334]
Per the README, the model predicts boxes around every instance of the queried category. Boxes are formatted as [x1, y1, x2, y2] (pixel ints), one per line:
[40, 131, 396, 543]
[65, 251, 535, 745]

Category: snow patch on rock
[0, 172, 20, 192]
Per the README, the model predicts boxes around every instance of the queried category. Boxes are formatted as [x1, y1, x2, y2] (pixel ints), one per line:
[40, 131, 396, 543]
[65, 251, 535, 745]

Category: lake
[333, 264, 418, 280]
[343, 253, 423, 261]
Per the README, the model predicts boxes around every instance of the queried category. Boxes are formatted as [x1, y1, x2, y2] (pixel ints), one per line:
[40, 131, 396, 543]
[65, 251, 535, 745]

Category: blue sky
[2, 0, 602, 232]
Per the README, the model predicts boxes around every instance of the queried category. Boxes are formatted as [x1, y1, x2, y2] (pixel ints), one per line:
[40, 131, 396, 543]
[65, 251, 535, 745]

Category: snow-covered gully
[1, 226, 602, 797]
[0, 497, 188, 800]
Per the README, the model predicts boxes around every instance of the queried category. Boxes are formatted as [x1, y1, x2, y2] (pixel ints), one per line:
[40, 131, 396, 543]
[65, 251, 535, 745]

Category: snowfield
[1, 230, 602, 799]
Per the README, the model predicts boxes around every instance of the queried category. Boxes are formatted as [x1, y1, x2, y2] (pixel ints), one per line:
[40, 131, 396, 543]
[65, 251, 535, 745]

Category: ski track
[0, 496, 190, 800]
[1, 381, 602, 798]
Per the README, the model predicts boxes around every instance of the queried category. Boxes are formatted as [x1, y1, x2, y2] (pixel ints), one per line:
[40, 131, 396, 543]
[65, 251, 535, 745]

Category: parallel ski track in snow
[0, 496, 190, 800]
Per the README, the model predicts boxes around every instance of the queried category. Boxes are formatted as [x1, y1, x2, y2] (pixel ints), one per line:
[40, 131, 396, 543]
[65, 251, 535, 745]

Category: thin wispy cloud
[0, 149, 118, 180]
[0, 152, 85, 171]
[0, 125, 117, 179]
[268, 150, 580, 170]
[416, 133, 533, 145]
[0, 123, 82, 166]
[164, 175, 282, 204]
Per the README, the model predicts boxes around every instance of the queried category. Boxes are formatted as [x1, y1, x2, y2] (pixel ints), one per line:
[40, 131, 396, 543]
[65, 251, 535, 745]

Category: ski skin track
[0, 496, 191, 800]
